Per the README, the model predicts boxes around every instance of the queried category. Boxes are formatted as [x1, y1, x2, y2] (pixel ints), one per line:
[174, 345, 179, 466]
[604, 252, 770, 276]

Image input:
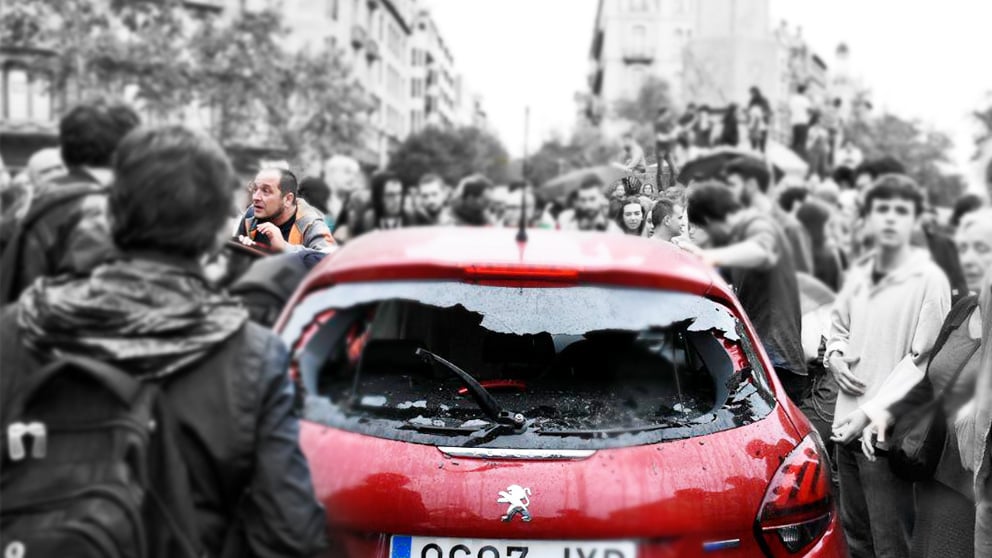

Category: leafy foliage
[846, 113, 964, 207]
[2, 0, 369, 165]
[389, 126, 510, 186]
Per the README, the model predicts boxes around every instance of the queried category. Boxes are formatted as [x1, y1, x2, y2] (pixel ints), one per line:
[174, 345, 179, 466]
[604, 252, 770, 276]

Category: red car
[276, 227, 848, 558]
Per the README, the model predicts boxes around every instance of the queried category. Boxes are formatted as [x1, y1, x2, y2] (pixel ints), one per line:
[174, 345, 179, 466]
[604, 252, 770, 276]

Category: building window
[328, 0, 338, 20]
[4, 66, 30, 120]
[628, 0, 650, 11]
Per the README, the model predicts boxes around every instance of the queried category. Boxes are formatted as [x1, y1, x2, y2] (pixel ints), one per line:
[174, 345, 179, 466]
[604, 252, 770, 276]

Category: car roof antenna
[517, 105, 529, 244]
[516, 186, 528, 243]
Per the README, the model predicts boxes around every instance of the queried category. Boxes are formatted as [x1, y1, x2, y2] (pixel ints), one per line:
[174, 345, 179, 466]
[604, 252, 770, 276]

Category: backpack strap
[0, 182, 106, 304]
[925, 294, 978, 370]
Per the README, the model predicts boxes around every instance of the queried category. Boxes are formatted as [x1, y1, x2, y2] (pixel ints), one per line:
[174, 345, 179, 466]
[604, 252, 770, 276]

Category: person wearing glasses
[237, 167, 334, 253]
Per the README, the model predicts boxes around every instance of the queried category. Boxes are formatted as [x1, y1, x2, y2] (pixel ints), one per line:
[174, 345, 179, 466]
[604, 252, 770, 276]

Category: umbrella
[538, 165, 648, 204]
[676, 147, 784, 185]
[796, 272, 836, 362]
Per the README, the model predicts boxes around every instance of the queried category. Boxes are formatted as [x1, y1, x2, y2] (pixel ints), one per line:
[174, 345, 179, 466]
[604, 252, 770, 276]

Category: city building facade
[0, 0, 483, 172]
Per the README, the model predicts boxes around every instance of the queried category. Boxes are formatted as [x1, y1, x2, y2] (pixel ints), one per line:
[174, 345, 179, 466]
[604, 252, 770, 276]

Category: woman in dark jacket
[717, 104, 740, 147]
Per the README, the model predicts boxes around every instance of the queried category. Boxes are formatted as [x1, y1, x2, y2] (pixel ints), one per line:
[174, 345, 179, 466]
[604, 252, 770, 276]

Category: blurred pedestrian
[821, 98, 844, 166]
[723, 157, 814, 274]
[682, 181, 806, 404]
[410, 173, 449, 226]
[654, 107, 679, 185]
[836, 139, 864, 170]
[797, 199, 845, 292]
[693, 105, 715, 149]
[789, 84, 812, 157]
[558, 176, 621, 233]
[352, 171, 409, 236]
[444, 174, 496, 226]
[618, 132, 647, 174]
[717, 103, 741, 147]
[1, 98, 139, 304]
[806, 112, 830, 179]
[747, 87, 771, 153]
[0, 125, 328, 557]
[649, 197, 684, 242]
[829, 174, 952, 558]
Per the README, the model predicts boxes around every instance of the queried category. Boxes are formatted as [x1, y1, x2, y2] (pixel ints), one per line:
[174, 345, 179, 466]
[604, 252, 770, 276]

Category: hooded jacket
[0, 257, 327, 557]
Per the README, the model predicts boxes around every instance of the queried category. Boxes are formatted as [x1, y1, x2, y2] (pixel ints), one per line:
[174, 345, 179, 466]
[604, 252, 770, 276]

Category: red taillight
[756, 434, 834, 556]
[462, 265, 579, 282]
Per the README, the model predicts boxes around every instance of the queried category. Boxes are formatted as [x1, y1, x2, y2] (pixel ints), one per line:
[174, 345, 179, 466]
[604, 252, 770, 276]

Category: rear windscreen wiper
[415, 348, 526, 429]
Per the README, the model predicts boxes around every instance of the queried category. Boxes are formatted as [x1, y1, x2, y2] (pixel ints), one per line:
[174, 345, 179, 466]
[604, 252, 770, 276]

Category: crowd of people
[1, 95, 992, 558]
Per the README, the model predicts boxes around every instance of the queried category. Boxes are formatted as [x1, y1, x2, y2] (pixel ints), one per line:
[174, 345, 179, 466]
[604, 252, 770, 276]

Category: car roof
[295, 227, 735, 303]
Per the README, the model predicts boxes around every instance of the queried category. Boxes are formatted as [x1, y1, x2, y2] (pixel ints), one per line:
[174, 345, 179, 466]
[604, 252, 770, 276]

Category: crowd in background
[2, 93, 992, 558]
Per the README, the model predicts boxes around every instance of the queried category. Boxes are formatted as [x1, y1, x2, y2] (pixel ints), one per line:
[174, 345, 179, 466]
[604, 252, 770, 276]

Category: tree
[845, 113, 965, 208]
[524, 123, 618, 186]
[1, 0, 194, 115]
[389, 126, 510, 187]
[284, 47, 370, 164]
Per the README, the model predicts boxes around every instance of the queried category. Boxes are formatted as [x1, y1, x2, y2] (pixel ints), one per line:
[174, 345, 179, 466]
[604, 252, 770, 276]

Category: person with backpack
[0, 98, 139, 305]
[0, 125, 328, 558]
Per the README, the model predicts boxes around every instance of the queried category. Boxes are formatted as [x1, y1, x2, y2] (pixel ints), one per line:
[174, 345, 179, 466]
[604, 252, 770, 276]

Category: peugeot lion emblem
[497, 484, 532, 522]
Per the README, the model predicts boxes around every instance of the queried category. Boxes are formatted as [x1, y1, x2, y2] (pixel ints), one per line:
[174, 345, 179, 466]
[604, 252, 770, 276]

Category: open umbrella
[538, 165, 649, 204]
[676, 147, 784, 185]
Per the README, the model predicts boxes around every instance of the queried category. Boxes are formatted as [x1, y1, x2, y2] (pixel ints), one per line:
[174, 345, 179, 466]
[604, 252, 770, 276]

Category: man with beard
[681, 181, 806, 405]
[557, 176, 621, 232]
[237, 168, 333, 252]
[410, 173, 448, 226]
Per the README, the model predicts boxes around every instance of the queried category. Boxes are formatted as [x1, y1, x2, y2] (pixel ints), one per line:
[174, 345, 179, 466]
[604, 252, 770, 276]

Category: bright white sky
[427, 0, 992, 181]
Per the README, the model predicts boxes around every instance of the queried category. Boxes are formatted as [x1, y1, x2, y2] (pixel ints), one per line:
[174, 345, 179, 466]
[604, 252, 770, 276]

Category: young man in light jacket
[826, 174, 951, 558]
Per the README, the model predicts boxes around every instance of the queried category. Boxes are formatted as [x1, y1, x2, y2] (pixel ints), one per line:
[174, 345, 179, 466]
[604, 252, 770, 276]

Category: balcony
[351, 25, 367, 49]
[622, 48, 654, 64]
[365, 38, 381, 62]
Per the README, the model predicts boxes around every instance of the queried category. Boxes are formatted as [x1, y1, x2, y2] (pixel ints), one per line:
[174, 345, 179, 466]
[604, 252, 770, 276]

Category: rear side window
[281, 282, 774, 450]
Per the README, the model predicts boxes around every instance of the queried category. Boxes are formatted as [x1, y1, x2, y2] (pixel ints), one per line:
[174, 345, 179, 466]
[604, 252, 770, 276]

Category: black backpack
[0, 355, 203, 558]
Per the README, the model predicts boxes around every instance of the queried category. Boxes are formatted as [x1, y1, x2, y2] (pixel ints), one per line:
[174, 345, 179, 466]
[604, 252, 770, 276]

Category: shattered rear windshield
[282, 282, 775, 450]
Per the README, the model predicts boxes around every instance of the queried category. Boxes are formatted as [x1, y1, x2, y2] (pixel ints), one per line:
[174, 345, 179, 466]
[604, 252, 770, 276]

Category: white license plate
[390, 536, 636, 558]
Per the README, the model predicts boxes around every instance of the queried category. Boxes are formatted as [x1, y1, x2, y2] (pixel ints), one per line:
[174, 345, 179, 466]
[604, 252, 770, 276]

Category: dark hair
[419, 173, 443, 187]
[460, 174, 493, 198]
[579, 174, 603, 192]
[508, 180, 528, 192]
[863, 173, 924, 217]
[778, 187, 809, 213]
[797, 84, 807, 94]
[833, 98, 842, 107]
[951, 193, 985, 228]
[370, 171, 402, 217]
[616, 196, 646, 234]
[796, 199, 831, 251]
[831, 166, 855, 189]
[272, 168, 299, 198]
[687, 181, 742, 226]
[110, 126, 233, 259]
[650, 197, 677, 228]
[855, 157, 906, 182]
[723, 157, 771, 193]
[60, 99, 140, 168]
[622, 175, 642, 197]
[299, 176, 331, 213]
